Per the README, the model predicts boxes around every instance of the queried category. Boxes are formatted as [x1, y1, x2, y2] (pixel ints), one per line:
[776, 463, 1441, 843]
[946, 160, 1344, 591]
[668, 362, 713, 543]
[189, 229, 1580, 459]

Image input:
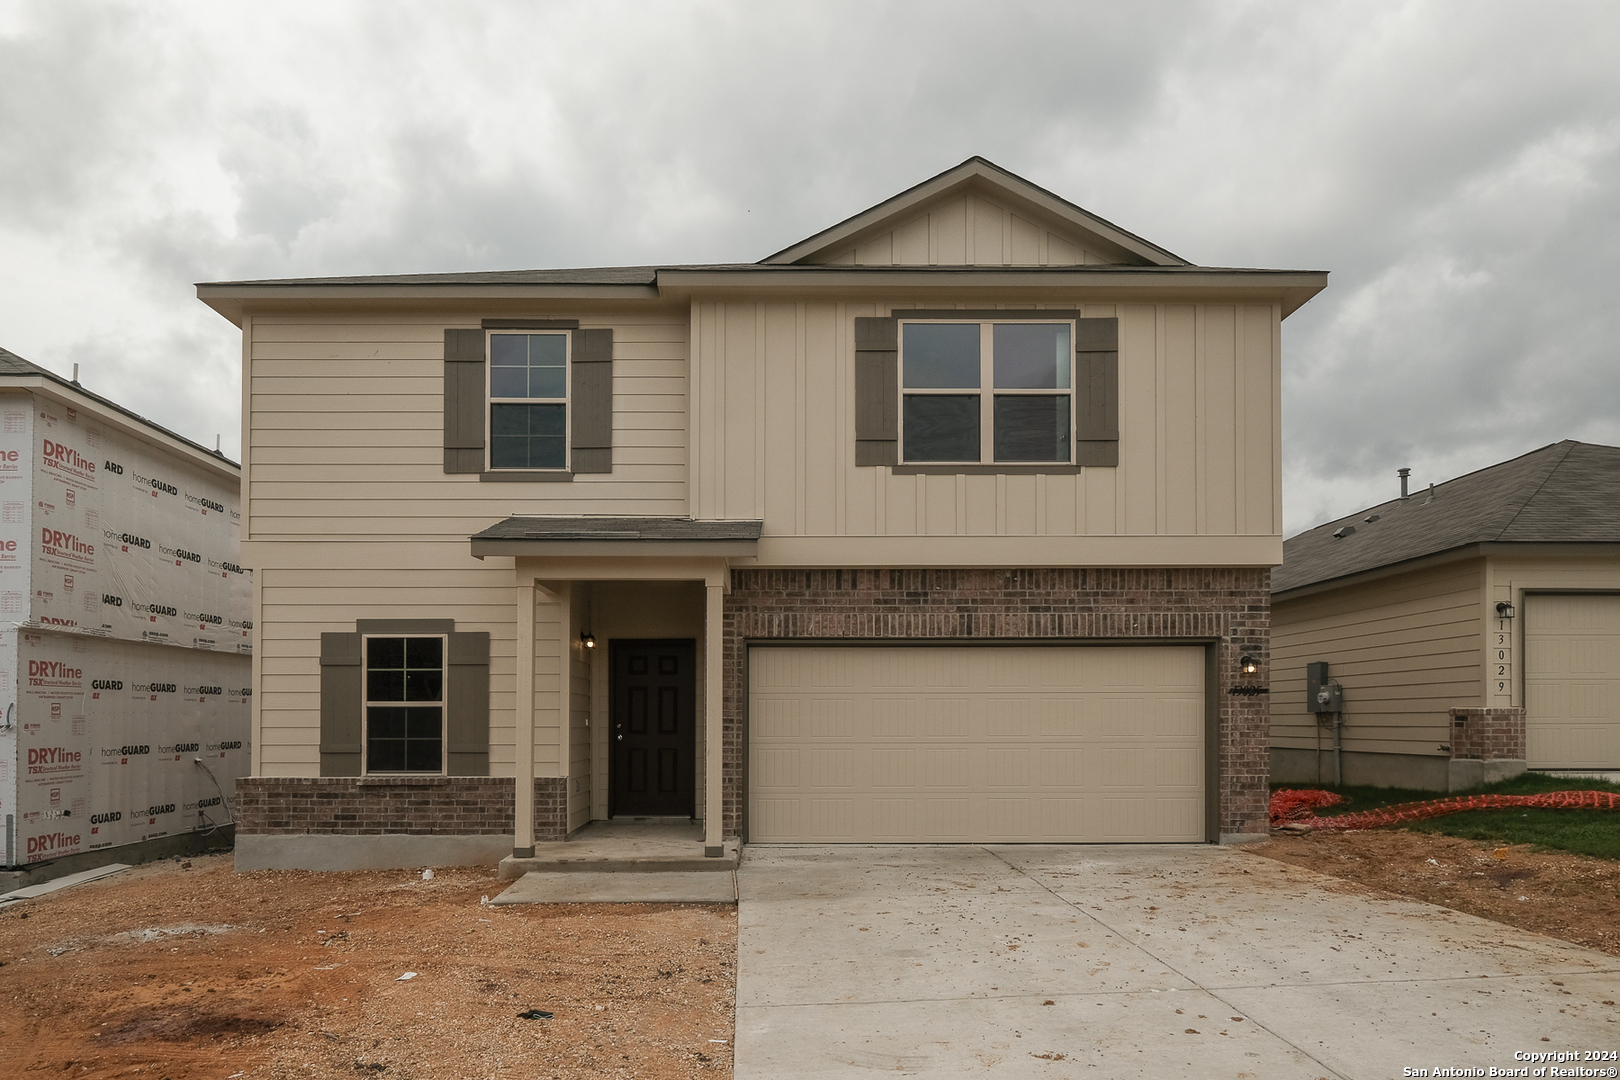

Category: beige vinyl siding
[691, 300, 1279, 553]
[1270, 563, 1484, 758]
[815, 192, 1125, 267]
[254, 555, 524, 776]
[246, 312, 689, 539]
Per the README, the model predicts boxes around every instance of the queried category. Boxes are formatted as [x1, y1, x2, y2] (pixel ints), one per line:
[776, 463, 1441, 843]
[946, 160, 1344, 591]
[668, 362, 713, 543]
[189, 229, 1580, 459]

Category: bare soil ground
[1249, 828, 1620, 957]
[0, 854, 736, 1079]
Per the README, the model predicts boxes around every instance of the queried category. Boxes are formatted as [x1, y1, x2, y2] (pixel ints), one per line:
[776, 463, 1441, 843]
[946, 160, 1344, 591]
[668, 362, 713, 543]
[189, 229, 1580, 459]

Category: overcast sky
[2, 0, 1617, 536]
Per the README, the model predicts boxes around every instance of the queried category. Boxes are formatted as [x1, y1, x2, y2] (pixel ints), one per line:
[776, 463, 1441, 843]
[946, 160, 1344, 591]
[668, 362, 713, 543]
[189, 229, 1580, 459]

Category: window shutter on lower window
[319, 632, 363, 777]
[1074, 317, 1120, 467]
[447, 631, 491, 775]
[570, 328, 613, 473]
[443, 329, 486, 474]
[853, 316, 899, 466]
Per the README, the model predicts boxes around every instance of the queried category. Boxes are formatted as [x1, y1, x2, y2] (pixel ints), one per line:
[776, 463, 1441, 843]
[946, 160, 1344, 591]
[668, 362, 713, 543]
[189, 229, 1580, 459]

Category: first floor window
[900, 320, 1072, 464]
[489, 331, 567, 469]
[363, 635, 445, 772]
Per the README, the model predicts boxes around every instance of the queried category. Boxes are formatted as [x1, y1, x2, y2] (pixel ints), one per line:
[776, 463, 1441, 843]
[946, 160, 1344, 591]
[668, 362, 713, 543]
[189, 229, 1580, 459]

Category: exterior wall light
[1240, 655, 1258, 675]
[1495, 602, 1516, 620]
[580, 631, 596, 649]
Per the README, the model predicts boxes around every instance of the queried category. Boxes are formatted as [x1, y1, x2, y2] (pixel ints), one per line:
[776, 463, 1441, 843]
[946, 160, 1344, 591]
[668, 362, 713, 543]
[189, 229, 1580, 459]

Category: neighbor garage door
[1526, 594, 1620, 769]
[747, 645, 1206, 843]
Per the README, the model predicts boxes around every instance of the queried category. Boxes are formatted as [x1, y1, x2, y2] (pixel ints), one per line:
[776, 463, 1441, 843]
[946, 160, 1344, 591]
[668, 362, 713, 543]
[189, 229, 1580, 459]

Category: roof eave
[196, 282, 664, 326]
[1273, 540, 1620, 601]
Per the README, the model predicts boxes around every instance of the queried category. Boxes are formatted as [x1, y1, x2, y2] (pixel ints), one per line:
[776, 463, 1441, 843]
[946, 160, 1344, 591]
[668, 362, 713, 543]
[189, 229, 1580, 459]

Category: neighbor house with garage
[1270, 440, 1620, 791]
[199, 157, 1327, 871]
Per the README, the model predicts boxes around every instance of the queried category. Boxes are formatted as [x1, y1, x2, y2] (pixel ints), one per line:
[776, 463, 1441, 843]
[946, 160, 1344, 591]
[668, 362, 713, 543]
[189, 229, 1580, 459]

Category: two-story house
[199, 158, 1326, 871]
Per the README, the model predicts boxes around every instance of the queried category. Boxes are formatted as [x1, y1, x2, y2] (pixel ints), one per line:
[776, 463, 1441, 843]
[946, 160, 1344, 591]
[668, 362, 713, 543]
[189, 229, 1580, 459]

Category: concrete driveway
[736, 845, 1620, 1079]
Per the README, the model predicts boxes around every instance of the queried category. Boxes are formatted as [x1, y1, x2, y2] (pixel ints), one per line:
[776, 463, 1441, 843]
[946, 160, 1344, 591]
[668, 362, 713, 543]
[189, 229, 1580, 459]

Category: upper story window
[900, 321, 1072, 463]
[488, 331, 568, 470]
[363, 635, 445, 773]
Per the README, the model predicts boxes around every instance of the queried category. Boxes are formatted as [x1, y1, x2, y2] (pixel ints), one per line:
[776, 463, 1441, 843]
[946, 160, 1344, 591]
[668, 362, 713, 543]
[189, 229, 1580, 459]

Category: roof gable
[1274, 440, 1620, 594]
[761, 157, 1188, 268]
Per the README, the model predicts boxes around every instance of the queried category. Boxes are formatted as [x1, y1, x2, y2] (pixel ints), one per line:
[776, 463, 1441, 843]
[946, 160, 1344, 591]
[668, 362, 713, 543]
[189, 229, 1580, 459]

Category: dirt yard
[1249, 828, 1620, 957]
[5, 832, 1619, 1078]
[0, 855, 736, 1079]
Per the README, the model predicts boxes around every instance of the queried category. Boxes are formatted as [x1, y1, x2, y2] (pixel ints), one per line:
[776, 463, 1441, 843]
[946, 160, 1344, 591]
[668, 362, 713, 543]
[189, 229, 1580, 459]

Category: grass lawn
[1272, 772, 1620, 860]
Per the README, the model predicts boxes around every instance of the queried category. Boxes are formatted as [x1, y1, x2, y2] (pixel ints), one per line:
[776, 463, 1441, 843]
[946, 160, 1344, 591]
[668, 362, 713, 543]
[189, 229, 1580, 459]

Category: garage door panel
[804, 697, 855, 738]
[1526, 595, 1620, 769]
[986, 748, 1032, 786]
[1037, 748, 1086, 788]
[988, 798, 1032, 836]
[872, 799, 918, 838]
[749, 645, 1206, 842]
[923, 698, 972, 737]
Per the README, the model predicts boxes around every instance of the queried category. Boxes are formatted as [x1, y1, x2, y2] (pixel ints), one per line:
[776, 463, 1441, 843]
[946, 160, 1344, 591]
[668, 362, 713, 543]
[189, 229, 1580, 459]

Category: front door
[609, 639, 697, 817]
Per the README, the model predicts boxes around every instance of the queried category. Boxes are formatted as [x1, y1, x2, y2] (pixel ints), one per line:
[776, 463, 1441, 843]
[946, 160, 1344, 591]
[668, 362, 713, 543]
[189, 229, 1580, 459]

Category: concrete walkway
[736, 845, 1620, 1078]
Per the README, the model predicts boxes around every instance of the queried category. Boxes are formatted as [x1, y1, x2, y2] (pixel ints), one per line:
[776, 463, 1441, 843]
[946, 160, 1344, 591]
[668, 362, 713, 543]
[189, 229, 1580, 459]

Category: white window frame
[897, 319, 1075, 465]
[486, 329, 570, 471]
[361, 633, 449, 776]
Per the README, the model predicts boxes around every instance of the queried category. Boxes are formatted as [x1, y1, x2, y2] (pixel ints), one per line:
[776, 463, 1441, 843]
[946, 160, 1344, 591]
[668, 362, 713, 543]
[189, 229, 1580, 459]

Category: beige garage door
[1526, 594, 1620, 769]
[747, 645, 1206, 843]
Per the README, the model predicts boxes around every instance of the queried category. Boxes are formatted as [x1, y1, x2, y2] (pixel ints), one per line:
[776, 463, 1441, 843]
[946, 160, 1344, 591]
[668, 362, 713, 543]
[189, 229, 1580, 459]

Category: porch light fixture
[580, 631, 596, 649]
[1240, 655, 1258, 675]
[1495, 602, 1516, 620]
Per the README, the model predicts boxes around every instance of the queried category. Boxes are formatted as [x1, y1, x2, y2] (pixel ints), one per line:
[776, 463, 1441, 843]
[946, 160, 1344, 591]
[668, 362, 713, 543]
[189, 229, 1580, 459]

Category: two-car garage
[746, 645, 1211, 844]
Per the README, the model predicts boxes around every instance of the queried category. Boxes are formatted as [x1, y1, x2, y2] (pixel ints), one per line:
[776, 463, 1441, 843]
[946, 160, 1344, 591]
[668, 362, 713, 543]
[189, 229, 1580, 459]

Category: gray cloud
[1, 0, 1617, 520]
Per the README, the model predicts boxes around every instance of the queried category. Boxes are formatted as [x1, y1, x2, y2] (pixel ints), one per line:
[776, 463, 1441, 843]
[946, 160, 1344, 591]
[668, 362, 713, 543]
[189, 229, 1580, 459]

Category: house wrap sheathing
[0, 347, 251, 870]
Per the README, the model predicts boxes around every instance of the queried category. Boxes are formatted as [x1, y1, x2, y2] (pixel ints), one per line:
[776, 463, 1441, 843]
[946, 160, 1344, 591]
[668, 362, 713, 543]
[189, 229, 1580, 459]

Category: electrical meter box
[1305, 661, 1343, 714]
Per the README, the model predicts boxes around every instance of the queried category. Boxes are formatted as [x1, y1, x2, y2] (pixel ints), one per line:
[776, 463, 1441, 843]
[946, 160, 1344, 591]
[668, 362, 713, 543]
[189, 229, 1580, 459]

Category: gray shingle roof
[0, 345, 237, 467]
[1274, 440, 1620, 595]
[199, 262, 1319, 289]
[471, 516, 763, 542]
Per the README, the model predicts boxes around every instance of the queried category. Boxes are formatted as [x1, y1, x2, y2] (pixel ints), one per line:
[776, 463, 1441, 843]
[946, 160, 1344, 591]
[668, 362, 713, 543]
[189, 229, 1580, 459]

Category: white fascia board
[196, 283, 663, 326]
[655, 268, 1328, 316]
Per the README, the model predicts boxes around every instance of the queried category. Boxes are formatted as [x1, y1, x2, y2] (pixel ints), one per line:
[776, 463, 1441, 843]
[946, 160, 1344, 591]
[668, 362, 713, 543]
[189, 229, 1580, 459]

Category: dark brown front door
[609, 639, 696, 817]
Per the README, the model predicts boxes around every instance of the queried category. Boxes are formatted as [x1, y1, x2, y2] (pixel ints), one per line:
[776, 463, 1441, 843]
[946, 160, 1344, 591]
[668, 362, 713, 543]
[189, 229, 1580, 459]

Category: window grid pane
[365, 637, 445, 773]
[900, 320, 1075, 465]
[489, 332, 567, 470]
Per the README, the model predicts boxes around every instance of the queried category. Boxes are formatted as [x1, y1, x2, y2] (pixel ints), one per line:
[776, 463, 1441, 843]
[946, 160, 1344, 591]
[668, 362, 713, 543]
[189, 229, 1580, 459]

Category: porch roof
[470, 516, 762, 559]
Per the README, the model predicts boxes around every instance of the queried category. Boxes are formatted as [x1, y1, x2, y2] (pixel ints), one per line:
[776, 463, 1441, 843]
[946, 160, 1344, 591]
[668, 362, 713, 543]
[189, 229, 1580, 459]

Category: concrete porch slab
[497, 821, 739, 879]
[491, 870, 737, 904]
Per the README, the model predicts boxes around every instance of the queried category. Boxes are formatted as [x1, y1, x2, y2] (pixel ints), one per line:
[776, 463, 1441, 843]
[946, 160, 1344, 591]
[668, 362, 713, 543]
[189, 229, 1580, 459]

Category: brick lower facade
[236, 776, 569, 841]
[722, 567, 1272, 840]
[1448, 707, 1527, 761]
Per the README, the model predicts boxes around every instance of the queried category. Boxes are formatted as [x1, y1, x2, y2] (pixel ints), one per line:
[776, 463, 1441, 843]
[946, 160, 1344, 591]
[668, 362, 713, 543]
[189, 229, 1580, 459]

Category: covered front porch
[471, 516, 761, 871]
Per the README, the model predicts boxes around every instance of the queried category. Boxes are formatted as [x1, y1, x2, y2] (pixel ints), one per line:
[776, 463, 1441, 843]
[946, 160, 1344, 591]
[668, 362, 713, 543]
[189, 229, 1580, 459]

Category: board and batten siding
[1270, 563, 1485, 758]
[690, 301, 1280, 551]
[813, 192, 1135, 267]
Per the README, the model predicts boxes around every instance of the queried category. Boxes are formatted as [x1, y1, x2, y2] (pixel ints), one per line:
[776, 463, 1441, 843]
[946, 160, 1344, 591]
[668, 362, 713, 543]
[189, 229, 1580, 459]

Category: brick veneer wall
[722, 568, 1272, 840]
[236, 776, 569, 841]
[1448, 707, 1527, 761]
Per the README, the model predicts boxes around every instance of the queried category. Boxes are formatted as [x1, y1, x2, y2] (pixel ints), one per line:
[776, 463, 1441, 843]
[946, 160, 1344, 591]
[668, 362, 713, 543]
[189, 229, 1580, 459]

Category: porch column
[513, 581, 537, 858]
[704, 581, 724, 857]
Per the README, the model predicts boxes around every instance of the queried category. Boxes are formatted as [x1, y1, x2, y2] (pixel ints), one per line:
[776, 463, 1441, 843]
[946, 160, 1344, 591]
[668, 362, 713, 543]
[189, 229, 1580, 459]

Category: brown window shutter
[446, 631, 491, 776]
[853, 316, 898, 466]
[318, 632, 363, 777]
[443, 329, 486, 474]
[570, 328, 613, 473]
[1074, 317, 1119, 467]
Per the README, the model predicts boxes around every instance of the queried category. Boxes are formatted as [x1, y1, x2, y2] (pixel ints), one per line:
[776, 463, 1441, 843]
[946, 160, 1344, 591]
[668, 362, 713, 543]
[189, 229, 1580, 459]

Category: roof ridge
[1488, 439, 1578, 540]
